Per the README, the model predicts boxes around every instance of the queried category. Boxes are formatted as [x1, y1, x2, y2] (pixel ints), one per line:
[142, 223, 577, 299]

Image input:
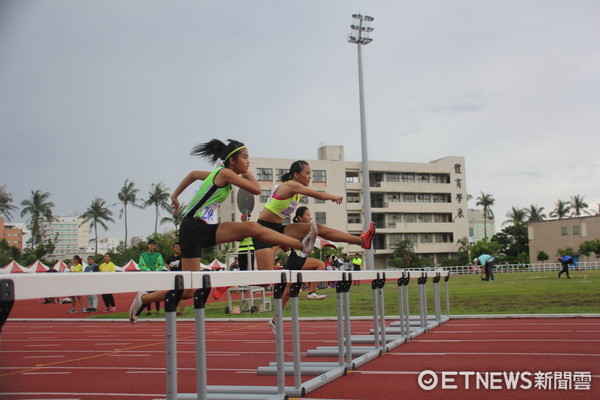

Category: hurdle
[0, 268, 450, 400]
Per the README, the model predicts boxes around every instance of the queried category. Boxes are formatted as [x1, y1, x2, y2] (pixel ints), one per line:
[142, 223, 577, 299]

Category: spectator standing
[165, 242, 186, 315]
[238, 214, 255, 270]
[67, 255, 88, 313]
[351, 253, 363, 285]
[84, 256, 99, 312]
[342, 254, 352, 271]
[98, 253, 117, 312]
[139, 239, 165, 316]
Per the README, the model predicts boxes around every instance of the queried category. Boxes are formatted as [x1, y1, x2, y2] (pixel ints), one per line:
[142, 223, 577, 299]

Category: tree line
[0, 182, 186, 266]
[388, 192, 600, 268]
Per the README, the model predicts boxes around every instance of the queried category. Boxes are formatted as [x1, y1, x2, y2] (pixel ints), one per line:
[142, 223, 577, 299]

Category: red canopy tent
[121, 260, 140, 272]
[27, 260, 49, 273]
[1, 261, 30, 273]
[53, 260, 69, 272]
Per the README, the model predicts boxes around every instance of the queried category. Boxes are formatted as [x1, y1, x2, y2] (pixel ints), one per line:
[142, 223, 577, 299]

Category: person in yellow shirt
[67, 255, 88, 313]
[98, 253, 117, 312]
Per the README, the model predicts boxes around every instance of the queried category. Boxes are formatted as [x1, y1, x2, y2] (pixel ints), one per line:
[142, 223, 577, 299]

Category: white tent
[207, 259, 226, 271]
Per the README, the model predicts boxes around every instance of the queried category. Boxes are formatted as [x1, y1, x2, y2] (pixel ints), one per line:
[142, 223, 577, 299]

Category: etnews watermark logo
[418, 370, 592, 391]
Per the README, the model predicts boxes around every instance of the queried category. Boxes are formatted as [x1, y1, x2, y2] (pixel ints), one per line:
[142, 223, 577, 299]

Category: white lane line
[23, 356, 65, 359]
[22, 371, 71, 375]
[25, 344, 60, 347]
[108, 354, 151, 357]
[95, 343, 131, 346]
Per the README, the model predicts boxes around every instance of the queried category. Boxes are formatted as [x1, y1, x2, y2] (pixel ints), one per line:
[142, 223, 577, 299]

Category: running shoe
[67, 309, 77, 314]
[301, 220, 318, 254]
[360, 221, 376, 249]
[212, 286, 231, 300]
[129, 291, 148, 324]
[267, 319, 277, 335]
[306, 291, 327, 300]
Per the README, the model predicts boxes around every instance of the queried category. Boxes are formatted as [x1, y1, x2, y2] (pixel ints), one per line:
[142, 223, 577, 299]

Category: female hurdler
[129, 139, 317, 323]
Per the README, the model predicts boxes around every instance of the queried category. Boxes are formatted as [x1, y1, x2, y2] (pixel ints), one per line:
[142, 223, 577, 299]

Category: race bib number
[200, 203, 219, 224]
[280, 200, 299, 218]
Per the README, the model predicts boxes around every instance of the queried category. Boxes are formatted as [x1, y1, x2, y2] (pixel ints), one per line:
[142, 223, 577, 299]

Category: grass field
[98, 270, 600, 320]
[199, 270, 599, 318]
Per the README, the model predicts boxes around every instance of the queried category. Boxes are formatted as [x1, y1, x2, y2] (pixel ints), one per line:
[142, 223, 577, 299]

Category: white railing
[395, 261, 600, 275]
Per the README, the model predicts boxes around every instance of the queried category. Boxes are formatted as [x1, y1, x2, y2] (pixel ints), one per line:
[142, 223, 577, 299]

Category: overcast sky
[1, 0, 599, 244]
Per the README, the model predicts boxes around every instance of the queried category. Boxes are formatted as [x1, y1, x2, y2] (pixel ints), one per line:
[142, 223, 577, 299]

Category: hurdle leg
[165, 275, 184, 400]
[193, 275, 211, 400]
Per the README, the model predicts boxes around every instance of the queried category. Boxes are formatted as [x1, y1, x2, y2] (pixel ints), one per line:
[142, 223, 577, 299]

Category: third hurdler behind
[128, 139, 318, 323]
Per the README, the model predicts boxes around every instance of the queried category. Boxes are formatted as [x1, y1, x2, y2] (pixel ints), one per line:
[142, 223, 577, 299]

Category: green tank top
[264, 185, 302, 219]
[184, 167, 231, 224]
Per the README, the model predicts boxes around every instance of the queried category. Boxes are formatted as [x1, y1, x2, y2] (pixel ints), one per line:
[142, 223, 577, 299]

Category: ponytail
[282, 160, 309, 182]
[190, 139, 246, 166]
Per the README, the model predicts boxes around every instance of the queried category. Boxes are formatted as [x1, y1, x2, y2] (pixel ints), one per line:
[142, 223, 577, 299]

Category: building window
[275, 168, 286, 181]
[312, 170, 326, 183]
[418, 214, 432, 223]
[432, 194, 450, 203]
[257, 168, 273, 181]
[418, 194, 430, 203]
[560, 227, 568, 236]
[573, 226, 581, 235]
[347, 213, 361, 224]
[401, 173, 415, 183]
[420, 234, 433, 243]
[417, 174, 430, 183]
[347, 192, 360, 203]
[386, 193, 401, 202]
[403, 193, 416, 202]
[404, 214, 417, 223]
[386, 172, 400, 182]
[315, 212, 326, 224]
[346, 171, 359, 183]
[259, 189, 271, 203]
[431, 174, 450, 183]
[300, 196, 309, 204]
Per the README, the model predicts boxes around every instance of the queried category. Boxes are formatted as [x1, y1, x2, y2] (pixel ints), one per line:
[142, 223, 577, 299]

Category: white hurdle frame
[1, 269, 450, 400]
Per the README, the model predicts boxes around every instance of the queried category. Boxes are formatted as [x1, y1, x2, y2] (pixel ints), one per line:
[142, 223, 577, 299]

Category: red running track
[0, 299, 599, 400]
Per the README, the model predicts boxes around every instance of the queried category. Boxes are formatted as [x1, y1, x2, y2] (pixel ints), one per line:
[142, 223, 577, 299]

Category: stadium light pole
[348, 14, 375, 270]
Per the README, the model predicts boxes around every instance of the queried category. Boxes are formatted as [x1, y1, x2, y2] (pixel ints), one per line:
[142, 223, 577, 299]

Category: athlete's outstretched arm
[170, 171, 211, 213]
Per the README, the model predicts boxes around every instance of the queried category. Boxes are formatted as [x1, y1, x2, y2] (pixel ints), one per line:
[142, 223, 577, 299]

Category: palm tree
[549, 200, 571, 219]
[160, 202, 186, 236]
[20, 190, 55, 250]
[568, 194, 588, 217]
[525, 204, 546, 222]
[504, 206, 527, 227]
[144, 182, 171, 234]
[476, 192, 495, 238]
[80, 197, 115, 255]
[0, 185, 18, 221]
[118, 179, 141, 247]
[584, 203, 600, 216]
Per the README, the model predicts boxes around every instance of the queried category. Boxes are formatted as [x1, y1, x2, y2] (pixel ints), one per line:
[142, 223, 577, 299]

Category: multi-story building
[220, 145, 469, 268]
[468, 208, 496, 244]
[528, 215, 600, 263]
[42, 216, 88, 258]
[0, 217, 24, 251]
